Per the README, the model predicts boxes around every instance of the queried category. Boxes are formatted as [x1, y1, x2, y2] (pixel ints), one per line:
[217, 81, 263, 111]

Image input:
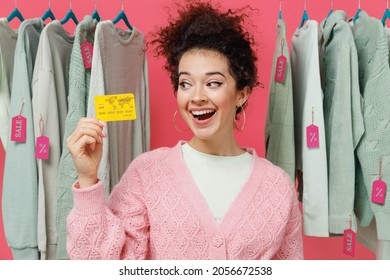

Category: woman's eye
[179, 81, 191, 89]
[207, 81, 223, 87]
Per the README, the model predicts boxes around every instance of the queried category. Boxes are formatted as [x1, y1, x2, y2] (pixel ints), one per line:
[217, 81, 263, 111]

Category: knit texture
[265, 19, 295, 182]
[352, 11, 390, 241]
[291, 20, 329, 237]
[67, 142, 303, 260]
[2, 18, 44, 260]
[56, 16, 97, 260]
[319, 11, 364, 234]
[0, 18, 17, 150]
[86, 21, 150, 193]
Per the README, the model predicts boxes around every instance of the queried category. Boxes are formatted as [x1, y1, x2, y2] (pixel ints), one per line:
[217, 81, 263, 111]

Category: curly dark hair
[150, 0, 260, 109]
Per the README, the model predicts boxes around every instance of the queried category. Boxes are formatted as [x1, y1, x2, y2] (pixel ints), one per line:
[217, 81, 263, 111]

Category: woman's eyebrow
[178, 71, 226, 77]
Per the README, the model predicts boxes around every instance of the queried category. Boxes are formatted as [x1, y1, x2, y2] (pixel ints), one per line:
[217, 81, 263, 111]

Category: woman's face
[176, 49, 247, 142]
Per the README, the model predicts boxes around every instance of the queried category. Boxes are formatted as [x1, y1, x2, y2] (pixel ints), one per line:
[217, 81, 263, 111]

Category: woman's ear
[236, 86, 251, 107]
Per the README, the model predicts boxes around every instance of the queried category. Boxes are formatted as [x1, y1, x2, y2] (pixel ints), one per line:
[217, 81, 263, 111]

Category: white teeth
[191, 110, 215, 116]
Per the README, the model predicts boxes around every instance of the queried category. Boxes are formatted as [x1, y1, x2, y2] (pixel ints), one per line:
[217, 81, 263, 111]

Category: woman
[66, 1, 303, 260]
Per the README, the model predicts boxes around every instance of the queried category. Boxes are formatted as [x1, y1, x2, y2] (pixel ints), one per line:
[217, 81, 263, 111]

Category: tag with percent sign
[94, 93, 137, 122]
[371, 179, 386, 205]
[35, 135, 50, 160]
[306, 124, 319, 148]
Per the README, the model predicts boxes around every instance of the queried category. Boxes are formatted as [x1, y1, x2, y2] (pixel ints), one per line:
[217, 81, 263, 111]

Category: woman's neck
[188, 137, 244, 156]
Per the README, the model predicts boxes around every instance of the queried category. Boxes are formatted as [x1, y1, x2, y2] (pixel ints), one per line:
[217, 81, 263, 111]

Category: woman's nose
[191, 86, 207, 103]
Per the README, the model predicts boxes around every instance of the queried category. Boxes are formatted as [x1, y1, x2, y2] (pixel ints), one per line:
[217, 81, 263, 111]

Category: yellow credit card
[94, 93, 137, 122]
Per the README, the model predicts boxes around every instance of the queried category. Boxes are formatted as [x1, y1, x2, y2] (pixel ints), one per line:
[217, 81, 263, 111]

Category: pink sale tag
[11, 115, 27, 143]
[343, 229, 356, 257]
[306, 124, 320, 148]
[371, 179, 386, 205]
[35, 136, 50, 160]
[274, 55, 287, 83]
[81, 41, 93, 69]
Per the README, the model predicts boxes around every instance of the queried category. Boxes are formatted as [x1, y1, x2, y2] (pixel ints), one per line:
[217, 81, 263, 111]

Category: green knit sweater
[56, 16, 97, 259]
[352, 11, 390, 241]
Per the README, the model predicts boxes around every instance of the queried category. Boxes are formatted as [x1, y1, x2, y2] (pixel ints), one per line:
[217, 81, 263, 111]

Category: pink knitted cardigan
[67, 141, 303, 259]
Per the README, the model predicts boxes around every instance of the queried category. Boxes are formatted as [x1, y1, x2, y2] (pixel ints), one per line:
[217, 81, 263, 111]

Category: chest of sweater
[137, 155, 289, 260]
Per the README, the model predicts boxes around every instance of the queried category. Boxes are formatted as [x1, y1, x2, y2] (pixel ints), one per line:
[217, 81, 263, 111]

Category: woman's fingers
[67, 118, 106, 148]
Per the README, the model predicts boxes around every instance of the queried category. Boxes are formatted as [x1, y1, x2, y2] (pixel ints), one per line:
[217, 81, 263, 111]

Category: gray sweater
[87, 21, 150, 192]
[32, 20, 74, 260]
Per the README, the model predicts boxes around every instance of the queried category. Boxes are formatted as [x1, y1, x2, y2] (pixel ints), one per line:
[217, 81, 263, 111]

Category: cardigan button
[212, 235, 224, 248]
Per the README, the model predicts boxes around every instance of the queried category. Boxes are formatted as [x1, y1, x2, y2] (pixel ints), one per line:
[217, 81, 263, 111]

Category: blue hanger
[92, 0, 101, 21]
[327, 0, 334, 18]
[353, 0, 361, 22]
[61, 1, 79, 25]
[113, 1, 133, 30]
[42, 9, 55, 21]
[7, 1, 24, 23]
[323, 0, 333, 26]
[299, 0, 309, 28]
[278, 0, 282, 20]
[382, 1, 390, 26]
[42, 1, 55, 21]
[383, 9, 390, 26]
[92, 10, 101, 21]
[7, 8, 24, 23]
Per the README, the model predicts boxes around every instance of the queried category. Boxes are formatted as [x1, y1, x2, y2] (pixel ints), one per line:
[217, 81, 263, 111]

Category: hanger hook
[95, 0, 97, 10]
[304, 0, 307, 11]
[15, 0, 17, 8]
[279, 0, 282, 13]
[122, 0, 124, 11]
[387, 0, 389, 10]
[331, 0, 333, 10]
[358, 0, 361, 9]
[70, 0, 72, 10]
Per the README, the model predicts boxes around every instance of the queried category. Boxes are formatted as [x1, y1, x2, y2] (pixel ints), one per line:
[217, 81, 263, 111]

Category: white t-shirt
[182, 143, 252, 223]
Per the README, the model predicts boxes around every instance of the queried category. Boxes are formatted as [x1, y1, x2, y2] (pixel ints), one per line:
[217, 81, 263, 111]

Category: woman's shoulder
[128, 142, 182, 170]
[248, 149, 294, 187]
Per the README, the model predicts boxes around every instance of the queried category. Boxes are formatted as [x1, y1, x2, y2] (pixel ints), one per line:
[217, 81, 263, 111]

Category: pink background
[0, 0, 384, 260]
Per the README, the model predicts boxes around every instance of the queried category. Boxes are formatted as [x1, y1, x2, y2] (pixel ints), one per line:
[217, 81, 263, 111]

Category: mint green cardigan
[56, 16, 97, 259]
[265, 19, 295, 182]
[2, 19, 44, 259]
[319, 11, 364, 235]
[352, 11, 390, 241]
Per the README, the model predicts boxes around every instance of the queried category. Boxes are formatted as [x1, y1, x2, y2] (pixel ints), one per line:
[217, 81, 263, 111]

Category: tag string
[280, 38, 285, 56]
[39, 115, 45, 136]
[349, 215, 352, 230]
[312, 107, 314, 124]
[379, 159, 383, 180]
[19, 98, 25, 116]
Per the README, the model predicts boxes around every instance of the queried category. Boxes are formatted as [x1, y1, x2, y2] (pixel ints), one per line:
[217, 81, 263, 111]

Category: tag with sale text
[274, 55, 287, 83]
[94, 93, 137, 122]
[35, 135, 50, 160]
[81, 41, 93, 69]
[11, 115, 27, 143]
[372, 179, 386, 205]
[306, 124, 320, 148]
[343, 229, 356, 257]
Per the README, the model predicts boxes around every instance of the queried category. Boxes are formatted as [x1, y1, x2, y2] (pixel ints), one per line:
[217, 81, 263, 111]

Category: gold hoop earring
[234, 106, 246, 131]
[173, 110, 190, 133]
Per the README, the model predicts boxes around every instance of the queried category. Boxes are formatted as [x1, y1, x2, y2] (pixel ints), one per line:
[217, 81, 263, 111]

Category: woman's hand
[67, 117, 106, 188]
